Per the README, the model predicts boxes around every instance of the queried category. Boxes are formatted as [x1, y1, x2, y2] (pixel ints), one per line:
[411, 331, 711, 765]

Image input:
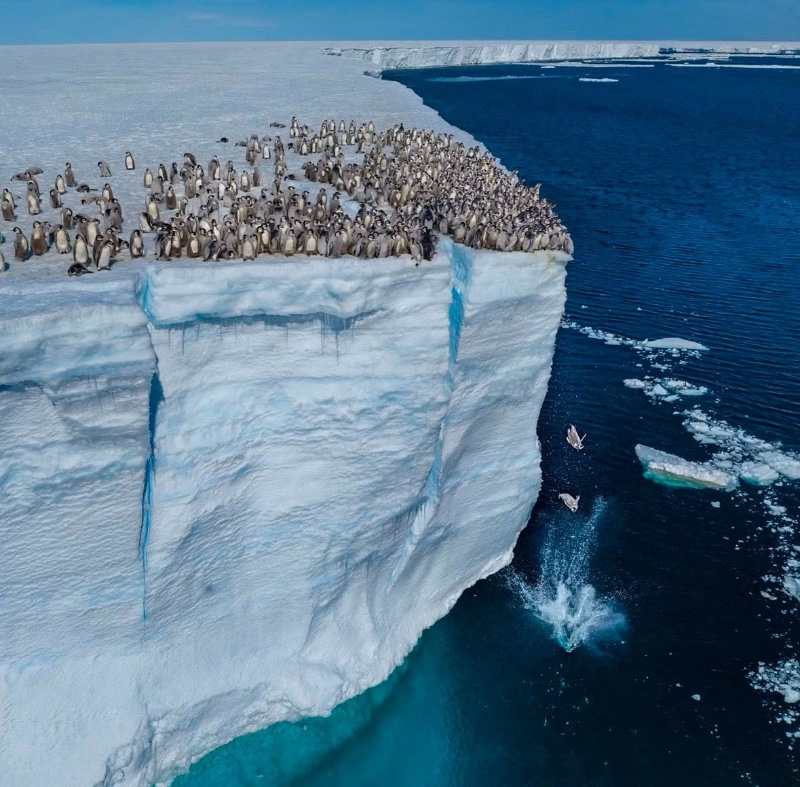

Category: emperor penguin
[129, 229, 144, 258]
[98, 161, 112, 177]
[67, 262, 92, 276]
[146, 195, 160, 222]
[165, 185, 177, 211]
[13, 227, 30, 260]
[61, 206, 74, 229]
[241, 234, 257, 260]
[125, 152, 135, 171]
[54, 225, 71, 254]
[1, 197, 15, 222]
[0, 248, 6, 272]
[186, 232, 201, 258]
[49, 188, 61, 209]
[65, 162, 76, 187]
[73, 233, 90, 265]
[27, 190, 41, 215]
[96, 240, 112, 270]
[30, 222, 47, 255]
[55, 173, 66, 194]
[86, 217, 101, 247]
[143, 168, 154, 189]
[138, 212, 154, 233]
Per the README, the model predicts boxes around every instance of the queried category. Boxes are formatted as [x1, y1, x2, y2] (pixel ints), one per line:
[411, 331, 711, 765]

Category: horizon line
[1, 37, 800, 48]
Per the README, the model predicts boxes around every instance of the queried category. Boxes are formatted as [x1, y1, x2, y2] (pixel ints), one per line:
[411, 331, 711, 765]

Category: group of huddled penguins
[0, 116, 572, 276]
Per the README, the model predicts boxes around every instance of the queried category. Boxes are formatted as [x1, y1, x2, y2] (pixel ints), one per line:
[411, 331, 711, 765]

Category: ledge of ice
[635, 444, 739, 491]
[325, 40, 800, 71]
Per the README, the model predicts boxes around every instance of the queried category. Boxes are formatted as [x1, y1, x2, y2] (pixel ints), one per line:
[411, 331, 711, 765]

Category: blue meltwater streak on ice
[140, 371, 164, 621]
[507, 498, 626, 652]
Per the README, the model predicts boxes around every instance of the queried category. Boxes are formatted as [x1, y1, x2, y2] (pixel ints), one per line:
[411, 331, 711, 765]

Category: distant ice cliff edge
[324, 40, 800, 72]
[0, 245, 567, 786]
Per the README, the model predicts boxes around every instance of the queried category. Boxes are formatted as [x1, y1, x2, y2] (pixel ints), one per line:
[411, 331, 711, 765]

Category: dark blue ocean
[175, 58, 800, 786]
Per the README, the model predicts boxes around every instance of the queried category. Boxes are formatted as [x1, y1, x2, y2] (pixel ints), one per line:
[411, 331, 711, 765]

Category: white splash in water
[507, 498, 626, 652]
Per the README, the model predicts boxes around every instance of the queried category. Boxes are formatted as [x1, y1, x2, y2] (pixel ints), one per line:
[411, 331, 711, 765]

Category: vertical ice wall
[0, 246, 567, 786]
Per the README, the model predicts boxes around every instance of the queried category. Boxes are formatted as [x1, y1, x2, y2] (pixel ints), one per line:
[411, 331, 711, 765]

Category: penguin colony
[0, 117, 573, 277]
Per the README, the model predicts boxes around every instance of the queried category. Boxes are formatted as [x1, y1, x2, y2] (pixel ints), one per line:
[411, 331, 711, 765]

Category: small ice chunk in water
[711, 501, 721, 508]
[635, 444, 739, 491]
[784, 689, 800, 704]
[643, 337, 709, 351]
[624, 378, 646, 389]
[692, 694, 701, 701]
[649, 384, 669, 397]
[784, 575, 800, 603]
[761, 452, 800, 481]
[739, 461, 781, 486]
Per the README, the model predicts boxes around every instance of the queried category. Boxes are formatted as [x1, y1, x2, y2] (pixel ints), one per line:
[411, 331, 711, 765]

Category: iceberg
[0, 239, 568, 785]
[635, 444, 739, 491]
[0, 38, 576, 786]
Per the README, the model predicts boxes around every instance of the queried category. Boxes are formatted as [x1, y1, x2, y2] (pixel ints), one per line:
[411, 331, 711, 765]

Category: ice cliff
[0, 242, 568, 785]
[325, 40, 800, 71]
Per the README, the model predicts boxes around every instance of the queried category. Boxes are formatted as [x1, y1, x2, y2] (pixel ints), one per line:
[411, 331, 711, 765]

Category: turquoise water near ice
[175, 57, 800, 786]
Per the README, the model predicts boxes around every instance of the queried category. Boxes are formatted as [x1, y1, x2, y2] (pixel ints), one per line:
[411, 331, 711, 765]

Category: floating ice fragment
[692, 694, 701, 701]
[648, 384, 669, 397]
[711, 501, 721, 508]
[642, 337, 709, 351]
[761, 452, 800, 481]
[623, 378, 646, 389]
[635, 444, 738, 491]
[739, 462, 781, 486]
[579, 77, 620, 83]
[784, 576, 800, 603]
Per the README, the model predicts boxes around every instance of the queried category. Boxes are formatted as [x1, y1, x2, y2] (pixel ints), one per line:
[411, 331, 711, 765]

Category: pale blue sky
[2, 0, 799, 45]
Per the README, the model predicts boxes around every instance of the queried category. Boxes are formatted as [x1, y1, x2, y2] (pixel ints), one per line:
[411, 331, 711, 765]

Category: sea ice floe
[578, 77, 620, 82]
[635, 444, 739, 491]
[561, 321, 708, 370]
[752, 659, 800, 735]
[739, 462, 781, 487]
[625, 376, 707, 399]
[642, 337, 709, 351]
[683, 410, 800, 486]
[784, 575, 800, 603]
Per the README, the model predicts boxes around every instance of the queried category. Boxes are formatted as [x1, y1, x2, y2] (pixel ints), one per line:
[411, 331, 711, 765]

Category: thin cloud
[188, 12, 220, 21]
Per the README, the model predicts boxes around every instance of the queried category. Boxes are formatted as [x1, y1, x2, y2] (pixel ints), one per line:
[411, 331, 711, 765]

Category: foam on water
[506, 498, 626, 652]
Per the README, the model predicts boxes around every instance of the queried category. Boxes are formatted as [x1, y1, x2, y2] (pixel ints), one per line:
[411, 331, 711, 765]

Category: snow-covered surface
[0, 42, 568, 786]
[324, 40, 800, 71]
